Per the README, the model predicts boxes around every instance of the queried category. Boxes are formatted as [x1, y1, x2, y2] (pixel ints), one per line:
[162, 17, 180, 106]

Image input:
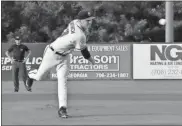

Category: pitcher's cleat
[58, 106, 68, 118]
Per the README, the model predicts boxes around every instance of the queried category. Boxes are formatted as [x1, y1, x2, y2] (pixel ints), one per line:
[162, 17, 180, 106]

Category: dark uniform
[7, 38, 30, 92]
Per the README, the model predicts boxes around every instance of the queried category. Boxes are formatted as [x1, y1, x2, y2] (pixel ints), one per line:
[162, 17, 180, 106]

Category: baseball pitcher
[26, 10, 95, 118]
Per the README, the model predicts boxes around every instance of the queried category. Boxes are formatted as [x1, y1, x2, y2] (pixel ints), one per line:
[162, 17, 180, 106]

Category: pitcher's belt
[49, 46, 67, 56]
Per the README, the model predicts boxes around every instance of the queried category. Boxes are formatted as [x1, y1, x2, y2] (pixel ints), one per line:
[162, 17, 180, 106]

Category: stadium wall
[1, 43, 182, 81]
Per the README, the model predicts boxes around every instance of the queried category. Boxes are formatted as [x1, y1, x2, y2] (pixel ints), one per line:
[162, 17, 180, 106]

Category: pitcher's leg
[57, 62, 69, 118]
[30, 47, 60, 81]
[27, 47, 61, 89]
[57, 63, 69, 108]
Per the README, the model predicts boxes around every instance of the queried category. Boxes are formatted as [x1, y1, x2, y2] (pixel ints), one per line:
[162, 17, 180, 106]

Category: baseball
[159, 19, 166, 25]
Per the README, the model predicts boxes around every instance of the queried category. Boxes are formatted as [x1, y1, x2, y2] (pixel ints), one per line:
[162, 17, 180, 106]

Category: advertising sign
[133, 44, 182, 79]
[50, 44, 132, 80]
[1, 43, 131, 81]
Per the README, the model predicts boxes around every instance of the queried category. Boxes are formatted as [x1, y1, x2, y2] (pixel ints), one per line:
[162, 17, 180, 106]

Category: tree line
[1, 1, 182, 43]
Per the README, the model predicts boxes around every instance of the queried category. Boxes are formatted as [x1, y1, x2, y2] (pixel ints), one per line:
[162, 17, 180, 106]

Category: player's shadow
[69, 112, 169, 118]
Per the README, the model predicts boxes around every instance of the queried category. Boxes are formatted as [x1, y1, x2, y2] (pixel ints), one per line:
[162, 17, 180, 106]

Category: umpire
[5, 36, 32, 92]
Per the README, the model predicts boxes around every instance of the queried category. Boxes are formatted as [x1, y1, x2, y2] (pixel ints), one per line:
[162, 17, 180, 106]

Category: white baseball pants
[30, 45, 69, 108]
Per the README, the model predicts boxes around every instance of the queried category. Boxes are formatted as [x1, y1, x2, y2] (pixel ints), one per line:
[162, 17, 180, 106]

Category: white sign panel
[133, 44, 182, 79]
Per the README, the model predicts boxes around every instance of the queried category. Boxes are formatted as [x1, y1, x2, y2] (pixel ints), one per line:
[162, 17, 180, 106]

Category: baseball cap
[77, 11, 95, 20]
[15, 36, 20, 40]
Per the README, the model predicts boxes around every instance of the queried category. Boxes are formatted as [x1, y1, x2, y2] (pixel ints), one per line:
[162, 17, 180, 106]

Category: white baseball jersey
[28, 20, 89, 110]
[50, 19, 87, 55]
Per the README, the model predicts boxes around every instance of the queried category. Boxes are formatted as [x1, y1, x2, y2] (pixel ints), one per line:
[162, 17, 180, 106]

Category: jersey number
[61, 22, 75, 37]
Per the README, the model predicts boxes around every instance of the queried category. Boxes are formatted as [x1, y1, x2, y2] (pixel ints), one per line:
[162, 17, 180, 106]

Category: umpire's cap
[15, 36, 20, 40]
[77, 11, 95, 20]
